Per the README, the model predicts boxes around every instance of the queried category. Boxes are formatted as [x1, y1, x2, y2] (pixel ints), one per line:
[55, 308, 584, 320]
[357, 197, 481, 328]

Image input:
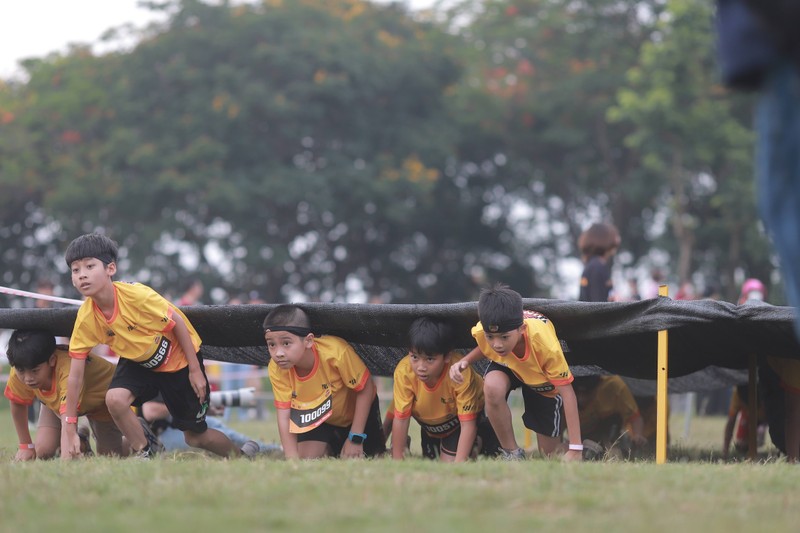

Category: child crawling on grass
[264, 304, 385, 459]
[391, 317, 500, 462]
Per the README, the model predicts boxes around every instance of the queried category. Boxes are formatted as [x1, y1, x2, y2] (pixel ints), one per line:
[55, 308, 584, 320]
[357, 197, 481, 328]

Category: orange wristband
[19, 443, 35, 450]
[64, 416, 78, 424]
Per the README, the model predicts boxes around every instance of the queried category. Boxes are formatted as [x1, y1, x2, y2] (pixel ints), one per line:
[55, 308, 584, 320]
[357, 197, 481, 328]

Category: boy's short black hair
[6, 330, 56, 369]
[65, 233, 118, 267]
[263, 304, 313, 337]
[477, 284, 524, 333]
[408, 317, 454, 356]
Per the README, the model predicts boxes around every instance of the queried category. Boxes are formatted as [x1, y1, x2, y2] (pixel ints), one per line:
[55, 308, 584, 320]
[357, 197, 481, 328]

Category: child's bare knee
[105, 388, 132, 413]
[483, 379, 508, 403]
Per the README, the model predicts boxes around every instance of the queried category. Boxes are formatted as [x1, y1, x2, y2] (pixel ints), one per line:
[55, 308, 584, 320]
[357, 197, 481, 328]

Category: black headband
[481, 318, 524, 334]
[263, 325, 314, 337]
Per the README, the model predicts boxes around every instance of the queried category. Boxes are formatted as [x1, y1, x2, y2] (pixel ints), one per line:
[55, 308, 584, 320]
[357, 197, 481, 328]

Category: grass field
[1, 397, 798, 533]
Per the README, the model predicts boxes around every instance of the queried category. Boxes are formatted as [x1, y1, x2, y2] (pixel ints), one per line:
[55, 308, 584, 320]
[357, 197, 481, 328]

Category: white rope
[0, 285, 83, 306]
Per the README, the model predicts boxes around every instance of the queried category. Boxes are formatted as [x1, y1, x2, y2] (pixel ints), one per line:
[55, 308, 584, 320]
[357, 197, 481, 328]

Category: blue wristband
[348, 431, 367, 444]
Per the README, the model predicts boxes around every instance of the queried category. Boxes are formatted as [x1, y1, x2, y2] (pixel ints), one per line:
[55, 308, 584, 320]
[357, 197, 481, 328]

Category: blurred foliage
[0, 0, 778, 305]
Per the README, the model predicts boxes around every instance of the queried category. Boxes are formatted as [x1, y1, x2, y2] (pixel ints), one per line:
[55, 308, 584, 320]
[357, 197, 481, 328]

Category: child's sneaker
[134, 446, 153, 460]
[240, 440, 260, 459]
[582, 439, 604, 461]
[500, 447, 526, 461]
[138, 417, 165, 455]
[78, 425, 94, 457]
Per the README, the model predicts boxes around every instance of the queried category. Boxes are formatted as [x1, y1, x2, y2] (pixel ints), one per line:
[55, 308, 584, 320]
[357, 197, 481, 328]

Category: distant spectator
[578, 222, 620, 303]
[675, 280, 696, 301]
[641, 268, 665, 300]
[625, 277, 641, 301]
[177, 277, 204, 306]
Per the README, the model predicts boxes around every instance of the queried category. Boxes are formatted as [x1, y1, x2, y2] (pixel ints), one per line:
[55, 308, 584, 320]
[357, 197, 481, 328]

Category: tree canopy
[0, 0, 778, 306]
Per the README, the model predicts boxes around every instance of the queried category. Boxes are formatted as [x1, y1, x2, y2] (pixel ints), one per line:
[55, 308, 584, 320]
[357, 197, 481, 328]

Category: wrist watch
[348, 431, 367, 445]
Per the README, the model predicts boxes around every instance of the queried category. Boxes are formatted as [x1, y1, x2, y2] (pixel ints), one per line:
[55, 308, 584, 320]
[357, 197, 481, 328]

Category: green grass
[1, 456, 799, 532]
[1, 396, 796, 532]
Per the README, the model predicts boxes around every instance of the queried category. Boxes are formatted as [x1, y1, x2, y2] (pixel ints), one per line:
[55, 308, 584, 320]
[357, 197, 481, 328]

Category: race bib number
[289, 389, 333, 433]
[139, 337, 171, 370]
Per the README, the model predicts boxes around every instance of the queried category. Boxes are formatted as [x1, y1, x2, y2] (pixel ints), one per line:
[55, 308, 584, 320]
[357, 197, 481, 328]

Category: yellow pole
[748, 354, 758, 460]
[656, 284, 669, 464]
[524, 428, 532, 450]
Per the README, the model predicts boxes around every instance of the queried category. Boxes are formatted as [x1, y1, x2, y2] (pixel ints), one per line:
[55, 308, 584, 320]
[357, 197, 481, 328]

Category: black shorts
[485, 361, 564, 438]
[420, 413, 502, 459]
[109, 352, 210, 433]
[296, 396, 386, 457]
[421, 426, 460, 459]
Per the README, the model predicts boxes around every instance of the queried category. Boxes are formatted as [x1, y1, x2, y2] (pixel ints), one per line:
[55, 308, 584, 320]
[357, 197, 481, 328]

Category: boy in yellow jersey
[572, 375, 646, 453]
[4, 329, 126, 460]
[264, 304, 385, 459]
[391, 317, 500, 462]
[61, 233, 255, 459]
[450, 284, 583, 461]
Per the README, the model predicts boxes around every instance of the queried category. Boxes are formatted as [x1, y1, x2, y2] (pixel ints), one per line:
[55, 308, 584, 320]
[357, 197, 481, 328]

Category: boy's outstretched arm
[171, 313, 206, 403]
[556, 383, 583, 461]
[341, 378, 376, 458]
[61, 357, 86, 460]
[10, 402, 36, 461]
[391, 416, 411, 460]
[454, 418, 478, 463]
[449, 347, 484, 384]
[276, 408, 299, 459]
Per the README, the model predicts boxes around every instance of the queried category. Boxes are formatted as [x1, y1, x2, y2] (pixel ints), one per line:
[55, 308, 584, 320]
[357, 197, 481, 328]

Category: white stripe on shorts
[551, 394, 563, 437]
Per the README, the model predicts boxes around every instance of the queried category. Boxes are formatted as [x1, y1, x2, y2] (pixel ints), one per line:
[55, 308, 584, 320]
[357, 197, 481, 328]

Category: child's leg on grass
[106, 387, 147, 451]
[298, 439, 330, 459]
[785, 390, 800, 462]
[484, 370, 518, 450]
[184, 427, 240, 457]
[35, 407, 61, 459]
[91, 418, 128, 457]
[536, 433, 564, 458]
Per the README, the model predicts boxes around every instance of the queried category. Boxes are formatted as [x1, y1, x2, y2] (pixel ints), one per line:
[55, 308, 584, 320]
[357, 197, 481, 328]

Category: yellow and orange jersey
[269, 335, 371, 432]
[4, 349, 115, 421]
[472, 310, 572, 398]
[69, 281, 201, 373]
[393, 352, 483, 436]
[578, 375, 640, 434]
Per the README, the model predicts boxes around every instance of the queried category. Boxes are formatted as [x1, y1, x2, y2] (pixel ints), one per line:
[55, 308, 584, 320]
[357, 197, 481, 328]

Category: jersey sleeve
[392, 357, 415, 420]
[530, 318, 573, 386]
[3, 370, 35, 405]
[132, 284, 177, 333]
[68, 302, 102, 359]
[332, 339, 371, 392]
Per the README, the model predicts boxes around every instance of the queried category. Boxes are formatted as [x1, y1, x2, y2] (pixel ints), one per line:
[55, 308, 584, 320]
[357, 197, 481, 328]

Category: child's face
[70, 257, 116, 298]
[265, 330, 313, 370]
[484, 326, 525, 356]
[409, 350, 448, 386]
[15, 356, 55, 390]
